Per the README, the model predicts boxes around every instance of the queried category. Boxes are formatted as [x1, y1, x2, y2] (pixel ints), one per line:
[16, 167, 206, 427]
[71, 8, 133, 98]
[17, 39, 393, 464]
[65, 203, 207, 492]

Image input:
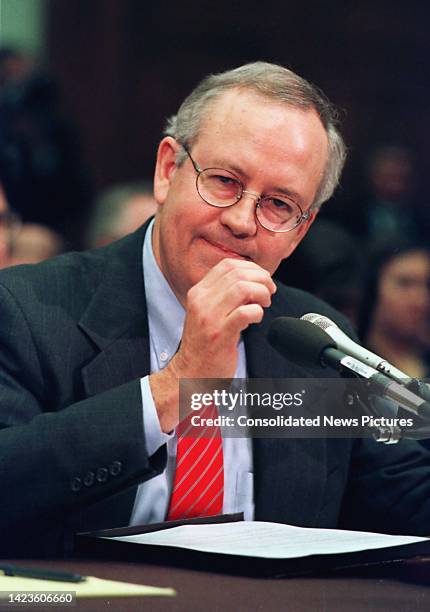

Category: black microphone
[267, 315, 338, 366]
[301, 313, 409, 381]
[267, 317, 430, 420]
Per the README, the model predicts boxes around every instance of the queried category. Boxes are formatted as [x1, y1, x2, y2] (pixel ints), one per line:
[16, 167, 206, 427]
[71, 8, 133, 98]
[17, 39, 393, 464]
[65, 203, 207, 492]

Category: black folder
[76, 514, 430, 579]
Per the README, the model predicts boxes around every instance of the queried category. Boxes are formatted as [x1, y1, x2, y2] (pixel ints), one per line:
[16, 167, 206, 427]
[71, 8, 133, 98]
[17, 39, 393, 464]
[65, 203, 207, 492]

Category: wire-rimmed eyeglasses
[181, 143, 311, 233]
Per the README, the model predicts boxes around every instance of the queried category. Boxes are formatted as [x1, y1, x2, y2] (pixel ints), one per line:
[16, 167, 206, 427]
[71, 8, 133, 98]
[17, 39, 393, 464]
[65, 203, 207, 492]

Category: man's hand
[149, 258, 276, 432]
[173, 258, 277, 378]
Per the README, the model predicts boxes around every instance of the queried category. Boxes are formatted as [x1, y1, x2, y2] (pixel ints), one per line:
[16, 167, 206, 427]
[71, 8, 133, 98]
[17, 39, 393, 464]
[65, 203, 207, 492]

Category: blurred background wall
[1, 0, 429, 218]
[44, 1, 430, 195]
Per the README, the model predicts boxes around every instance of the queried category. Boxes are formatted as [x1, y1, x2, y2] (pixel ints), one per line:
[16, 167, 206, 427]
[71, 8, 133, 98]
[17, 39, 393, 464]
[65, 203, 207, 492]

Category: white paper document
[105, 521, 429, 559]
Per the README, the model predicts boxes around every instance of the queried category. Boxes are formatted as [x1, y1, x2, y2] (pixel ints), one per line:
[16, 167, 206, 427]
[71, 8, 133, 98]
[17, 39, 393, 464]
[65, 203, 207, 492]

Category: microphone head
[301, 313, 334, 332]
[301, 312, 353, 348]
[301, 312, 410, 382]
[268, 317, 336, 367]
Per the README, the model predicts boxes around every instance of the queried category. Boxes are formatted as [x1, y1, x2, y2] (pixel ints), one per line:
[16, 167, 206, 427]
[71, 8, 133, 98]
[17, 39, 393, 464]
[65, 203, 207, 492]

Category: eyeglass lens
[197, 169, 302, 231]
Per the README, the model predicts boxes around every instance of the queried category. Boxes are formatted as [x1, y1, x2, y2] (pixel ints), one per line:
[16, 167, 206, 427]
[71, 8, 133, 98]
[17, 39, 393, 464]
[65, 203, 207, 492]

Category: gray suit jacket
[1, 221, 430, 557]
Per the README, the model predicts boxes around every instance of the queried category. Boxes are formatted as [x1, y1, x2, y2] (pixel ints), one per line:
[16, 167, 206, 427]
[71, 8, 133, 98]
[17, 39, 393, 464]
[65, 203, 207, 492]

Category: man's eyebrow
[271, 186, 305, 207]
[210, 158, 247, 177]
[210, 158, 305, 207]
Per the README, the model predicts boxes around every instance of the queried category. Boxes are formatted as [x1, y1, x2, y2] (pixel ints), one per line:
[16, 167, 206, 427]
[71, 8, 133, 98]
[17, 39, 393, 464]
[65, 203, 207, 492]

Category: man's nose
[219, 194, 258, 237]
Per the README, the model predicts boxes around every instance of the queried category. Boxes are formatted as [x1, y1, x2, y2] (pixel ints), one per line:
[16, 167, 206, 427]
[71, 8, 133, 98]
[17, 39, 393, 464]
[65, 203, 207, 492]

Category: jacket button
[70, 477, 82, 492]
[83, 471, 95, 487]
[96, 467, 109, 483]
[109, 461, 122, 477]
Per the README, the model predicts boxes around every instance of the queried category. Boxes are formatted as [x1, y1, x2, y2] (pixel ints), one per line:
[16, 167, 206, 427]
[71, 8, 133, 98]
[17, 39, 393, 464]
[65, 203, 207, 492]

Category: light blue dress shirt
[129, 220, 254, 525]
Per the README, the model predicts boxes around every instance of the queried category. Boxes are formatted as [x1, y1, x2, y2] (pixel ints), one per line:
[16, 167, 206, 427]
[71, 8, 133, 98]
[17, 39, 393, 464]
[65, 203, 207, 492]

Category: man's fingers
[188, 278, 273, 323]
[225, 303, 265, 335]
[224, 280, 273, 312]
[198, 258, 276, 294]
[181, 258, 276, 378]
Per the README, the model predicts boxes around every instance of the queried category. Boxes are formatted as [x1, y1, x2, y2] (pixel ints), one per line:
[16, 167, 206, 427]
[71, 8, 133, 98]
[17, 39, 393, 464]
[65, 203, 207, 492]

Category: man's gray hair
[164, 62, 346, 208]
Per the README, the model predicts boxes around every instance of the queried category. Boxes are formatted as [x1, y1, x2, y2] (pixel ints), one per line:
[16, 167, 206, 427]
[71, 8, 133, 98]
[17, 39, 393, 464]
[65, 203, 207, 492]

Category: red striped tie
[167, 403, 224, 520]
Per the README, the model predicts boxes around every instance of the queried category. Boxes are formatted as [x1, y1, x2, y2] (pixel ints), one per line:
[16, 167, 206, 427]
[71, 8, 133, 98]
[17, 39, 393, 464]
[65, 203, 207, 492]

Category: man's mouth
[202, 238, 252, 260]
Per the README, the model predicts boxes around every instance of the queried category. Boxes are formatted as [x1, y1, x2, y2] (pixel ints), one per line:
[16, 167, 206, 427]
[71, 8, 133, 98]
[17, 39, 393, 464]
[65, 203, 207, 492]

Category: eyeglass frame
[179, 142, 312, 233]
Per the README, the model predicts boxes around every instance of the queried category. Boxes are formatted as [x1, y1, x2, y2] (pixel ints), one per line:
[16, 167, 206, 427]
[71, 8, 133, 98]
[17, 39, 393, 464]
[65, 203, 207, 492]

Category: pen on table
[0, 564, 86, 583]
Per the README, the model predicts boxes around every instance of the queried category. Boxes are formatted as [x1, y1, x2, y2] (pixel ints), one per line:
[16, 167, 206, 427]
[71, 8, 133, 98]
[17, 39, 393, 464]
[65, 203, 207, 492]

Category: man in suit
[1, 62, 430, 558]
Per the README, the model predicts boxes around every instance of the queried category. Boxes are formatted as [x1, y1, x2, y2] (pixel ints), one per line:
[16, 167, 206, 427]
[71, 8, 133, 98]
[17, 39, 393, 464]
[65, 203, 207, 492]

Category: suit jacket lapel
[78, 223, 152, 398]
[245, 290, 328, 527]
[76, 223, 152, 529]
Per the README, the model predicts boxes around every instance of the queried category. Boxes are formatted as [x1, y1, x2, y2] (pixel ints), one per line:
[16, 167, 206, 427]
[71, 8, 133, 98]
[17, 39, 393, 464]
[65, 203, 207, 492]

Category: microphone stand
[342, 381, 401, 444]
[405, 378, 430, 403]
[342, 376, 430, 444]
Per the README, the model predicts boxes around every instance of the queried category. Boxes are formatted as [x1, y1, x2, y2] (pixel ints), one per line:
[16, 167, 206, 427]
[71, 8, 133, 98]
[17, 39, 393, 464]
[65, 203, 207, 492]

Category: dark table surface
[2, 556, 430, 611]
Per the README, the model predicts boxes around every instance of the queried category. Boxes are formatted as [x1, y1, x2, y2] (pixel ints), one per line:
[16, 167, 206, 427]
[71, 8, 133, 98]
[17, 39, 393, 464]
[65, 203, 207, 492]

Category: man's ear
[153, 137, 179, 205]
[283, 208, 318, 259]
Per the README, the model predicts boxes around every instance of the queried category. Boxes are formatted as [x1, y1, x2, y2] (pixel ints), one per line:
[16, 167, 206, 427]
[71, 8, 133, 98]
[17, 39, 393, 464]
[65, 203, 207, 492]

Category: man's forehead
[196, 88, 325, 145]
[199, 88, 287, 128]
[194, 89, 327, 176]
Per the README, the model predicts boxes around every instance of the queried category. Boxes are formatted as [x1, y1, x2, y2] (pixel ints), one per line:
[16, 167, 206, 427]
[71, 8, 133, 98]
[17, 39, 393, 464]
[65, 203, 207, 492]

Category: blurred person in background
[0, 46, 34, 85]
[0, 47, 92, 249]
[9, 223, 64, 266]
[275, 219, 364, 327]
[363, 146, 419, 240]
[86, 182, 157, 248]
[325, 145, 426, 243]
[0, 185, 11, 268]
[0, 184, 20, 269]
[358, 238, 430, 380]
